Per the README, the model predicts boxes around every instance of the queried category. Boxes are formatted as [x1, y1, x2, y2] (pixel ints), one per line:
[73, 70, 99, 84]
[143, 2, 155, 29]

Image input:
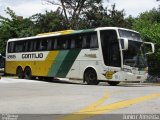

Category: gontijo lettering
[22, 53, 43, 59]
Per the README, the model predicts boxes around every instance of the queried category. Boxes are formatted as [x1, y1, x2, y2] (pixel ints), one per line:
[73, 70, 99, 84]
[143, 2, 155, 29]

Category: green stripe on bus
[56, 49, 81, 77]
[48, 50, 69, 76]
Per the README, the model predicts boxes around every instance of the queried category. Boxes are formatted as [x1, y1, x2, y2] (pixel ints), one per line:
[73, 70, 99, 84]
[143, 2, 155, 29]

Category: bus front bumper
[117, 71, 148, 82]
[103, 71, 148, 82]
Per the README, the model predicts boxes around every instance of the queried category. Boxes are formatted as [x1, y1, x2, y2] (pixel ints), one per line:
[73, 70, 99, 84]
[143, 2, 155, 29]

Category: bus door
[100, 30, 121, 69]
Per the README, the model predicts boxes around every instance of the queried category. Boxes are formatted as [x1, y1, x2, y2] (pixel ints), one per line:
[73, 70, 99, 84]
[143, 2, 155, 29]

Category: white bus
[5, 27, 154, 85]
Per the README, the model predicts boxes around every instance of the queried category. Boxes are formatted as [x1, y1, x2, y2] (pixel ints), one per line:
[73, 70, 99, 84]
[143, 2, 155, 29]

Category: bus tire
[107, 81, 120, 86]
[84, 68, 99, 85]
[24, 67, 32, 79]
[16, 67, 24, 79]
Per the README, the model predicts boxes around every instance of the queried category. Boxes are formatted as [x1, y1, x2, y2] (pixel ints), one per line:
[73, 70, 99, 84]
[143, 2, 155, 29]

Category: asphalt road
[0, 77, 160, 120]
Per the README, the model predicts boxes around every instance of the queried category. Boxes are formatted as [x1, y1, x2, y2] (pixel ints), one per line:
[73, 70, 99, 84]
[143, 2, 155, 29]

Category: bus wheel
[107, 81, 120, 86]
[24, 67, 32, 79]
[16, 67, 24, 79]
[84, 68, 99, 85]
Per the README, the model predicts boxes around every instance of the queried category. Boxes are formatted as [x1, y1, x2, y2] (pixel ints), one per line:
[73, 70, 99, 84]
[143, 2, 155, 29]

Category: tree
[83, 4, 128, 28]
[104, 4, 127, 27]
[43, 0, 104, 29]
[0, 7, 35, 53]
[132, 8, 160, 76]
[31, 10, 66, 33]
[125, 15, 135, 29]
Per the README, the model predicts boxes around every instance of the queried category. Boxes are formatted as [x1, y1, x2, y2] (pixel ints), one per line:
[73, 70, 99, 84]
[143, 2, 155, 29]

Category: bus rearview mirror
[144, 42, 155, 55]
[121, 38, 128, 50]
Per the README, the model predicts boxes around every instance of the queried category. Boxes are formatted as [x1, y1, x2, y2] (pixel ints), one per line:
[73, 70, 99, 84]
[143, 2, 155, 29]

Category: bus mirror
[144, 42, 155, 55]
[121, 38, 128, 50]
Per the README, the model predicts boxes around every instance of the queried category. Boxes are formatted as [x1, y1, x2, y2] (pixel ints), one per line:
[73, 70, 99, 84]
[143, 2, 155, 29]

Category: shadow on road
[34, 77, 160, 87]
[9, 76, 160, 87]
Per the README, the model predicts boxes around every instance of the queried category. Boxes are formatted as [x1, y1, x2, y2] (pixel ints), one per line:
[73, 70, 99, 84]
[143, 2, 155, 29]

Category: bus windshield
[118, 29, 147, 68]
[119, 29, 141, 41]
[122, 40, 147, 68]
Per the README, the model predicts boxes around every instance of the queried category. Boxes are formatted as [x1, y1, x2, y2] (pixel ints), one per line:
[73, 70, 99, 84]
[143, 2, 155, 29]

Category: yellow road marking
[78, 90, 110, 113]
[81, 93, 160, 114]
[58, 93, 160, 120]
[78, 90, 125, 113]
[57, 90, 124, 120]
[57, 90, 110, 120]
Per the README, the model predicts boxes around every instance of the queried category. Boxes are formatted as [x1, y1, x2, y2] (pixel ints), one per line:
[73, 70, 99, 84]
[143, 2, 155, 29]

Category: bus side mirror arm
[144, 42, 155, 55]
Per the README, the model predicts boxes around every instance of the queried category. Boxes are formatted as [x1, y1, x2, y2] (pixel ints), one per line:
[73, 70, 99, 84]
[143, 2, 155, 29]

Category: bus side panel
[32, 51, 59, 76]
[48, 49, 81, 78]
[66, 49, 101, 80]
[5, 61, 17, 74]
[56, 49, 81, 78]
[48, 50, 69, 77]
[5, 51, 59, 76]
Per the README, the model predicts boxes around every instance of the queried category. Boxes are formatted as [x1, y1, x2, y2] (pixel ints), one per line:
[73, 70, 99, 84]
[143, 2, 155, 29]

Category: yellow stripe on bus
[5, 51, 59, 76]
[37, 30, 74, 36]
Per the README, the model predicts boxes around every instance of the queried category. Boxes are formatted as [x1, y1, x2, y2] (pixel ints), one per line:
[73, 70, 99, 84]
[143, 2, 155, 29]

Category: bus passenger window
[57, 38, 68, 50]
[15, 41, 23, 52]
[90, 34, 98, 48]
[64, 39, 69, 49]
[23, 41, 28, 52]
[47, 40, 52, 50]
[53, 39, 57, 49]
[86, 36, 91, 48]
[40, 40, 48, 50]
[75, 36, 82, 48]
[8, 42, 15, 53]
[35, 40, 41, 51]
[82, 36, 87, 48]
[71, 39, 75, 49]
[27, 41, 34, 52]
[62, 40, 68, 49]
[67, 39, 71, 49]
[82, 35, 91, 48]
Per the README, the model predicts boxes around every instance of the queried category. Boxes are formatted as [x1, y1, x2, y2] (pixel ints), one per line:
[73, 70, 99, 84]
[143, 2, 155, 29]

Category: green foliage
[0, 7, 36, 53]
[43, 0, 105, 29]
[31, 11, 66, 33]
[79, 4, 128, 29]
[132, 8, 160, 75]
[125, 15, 135, 29]
[133, 9, 160, 41]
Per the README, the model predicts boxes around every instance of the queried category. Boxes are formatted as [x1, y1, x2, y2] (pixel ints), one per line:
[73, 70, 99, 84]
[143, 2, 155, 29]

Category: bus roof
[8, 27, 139, 42]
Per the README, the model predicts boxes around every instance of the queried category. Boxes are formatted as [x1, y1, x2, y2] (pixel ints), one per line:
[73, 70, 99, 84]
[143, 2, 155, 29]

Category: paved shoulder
[0, 77, 44, 84]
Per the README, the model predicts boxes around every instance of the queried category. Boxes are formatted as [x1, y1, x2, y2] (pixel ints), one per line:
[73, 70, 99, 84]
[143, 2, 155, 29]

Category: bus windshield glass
[118, 29, 147, 68]
[122, 40, 147, 68]
[119, 29, 141, 41]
